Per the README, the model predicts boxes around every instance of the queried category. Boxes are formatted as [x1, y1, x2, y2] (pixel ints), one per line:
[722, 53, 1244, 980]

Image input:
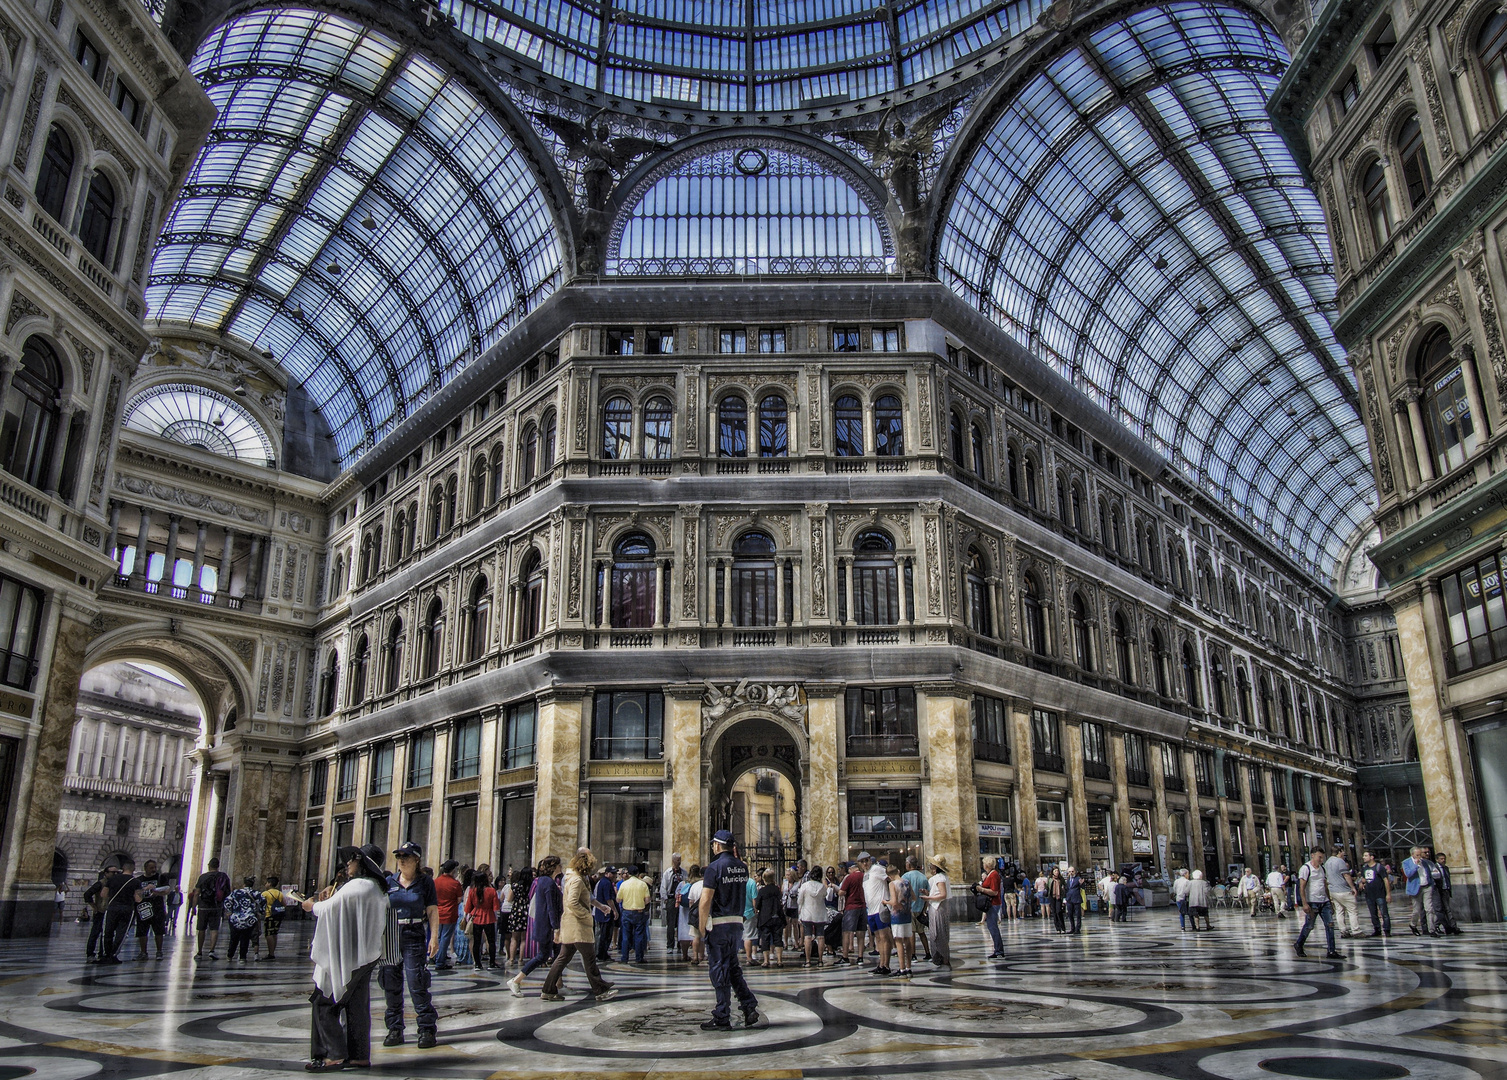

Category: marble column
[191, 521, 208, 596]
[131, 506, 151, 585]
[1148, 741, 1170, 878]
[1391, 407, 1422, 489]
[532, 690, 584, 861]
[1009, 702, 1040, 870]
[1109, 731, 1133, 868]
[104, 502, 120, 562]
[1183, 747, 1204, 870]
[8, 609, 93, 935]
[805, 686, 841, 874]
[42, 404, 76, 495]
[1064, 719, 1091, 869]
[218, 529, 235, 599]
[1403, 390, 1435, 483]
[920, 687, 976, 884]
[1455, 344, 1490, 441]
[163, 515, 181, 586]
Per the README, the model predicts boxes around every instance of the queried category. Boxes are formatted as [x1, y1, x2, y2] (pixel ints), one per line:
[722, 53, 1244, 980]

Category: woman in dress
[920, 854, 951, 967]
[302, 844, 389, 1072]
[505, 867, 533, 969]
[506, 856, 561, 997]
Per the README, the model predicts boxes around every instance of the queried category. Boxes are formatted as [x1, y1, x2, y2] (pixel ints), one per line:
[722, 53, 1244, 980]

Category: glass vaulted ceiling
[940, 2, 1370, 573]
[441, 0, 1050, 111]
[146, 8, 562, 464]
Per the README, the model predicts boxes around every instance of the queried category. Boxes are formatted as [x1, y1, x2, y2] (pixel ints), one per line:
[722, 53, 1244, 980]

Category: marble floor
[0, 911, 1503, 1080]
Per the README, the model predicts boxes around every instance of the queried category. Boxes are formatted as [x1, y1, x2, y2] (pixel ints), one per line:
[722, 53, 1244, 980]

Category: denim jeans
[620, 909, 648, 961]
[380, 927, 437, 1037]
[1296, 900, 1336, 953]
[1176, 898, 1189, 928]
[435, 921, 457, 966]
[705, 922, 758, 1023]
[983, 903, 1003, 953]
[1366, 894, 1391, 935]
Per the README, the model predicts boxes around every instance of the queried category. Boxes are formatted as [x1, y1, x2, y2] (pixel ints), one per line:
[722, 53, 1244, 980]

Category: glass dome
[124, 384, 277, 464]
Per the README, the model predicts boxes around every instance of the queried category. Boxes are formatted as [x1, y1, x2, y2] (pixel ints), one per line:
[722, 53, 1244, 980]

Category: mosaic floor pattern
[0, 911, 1502, 1080]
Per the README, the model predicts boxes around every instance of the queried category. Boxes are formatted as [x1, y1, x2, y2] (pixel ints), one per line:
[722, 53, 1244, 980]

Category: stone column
[163, 515, 181, 587]
[805, 684, 841, 873]
[532, 690, 584, 861]
[1402, 390, 1435, 483]
[218, 529, 235, 598]
[1391, 407, 1422, 489]
[6, 607, 92, 934]
[132, 506, 152, 585]
[1063, 718, 1091, 869]
[919, 687, 976, 884]
[104, 501, 120, 561]
[191, 521, 208, 596]
[1455, 344, 1490, 441]
[1149, 740, 1170, 877]
[1109, 731, 1133, 867]
[1010, 701, 1040, 870]
[247, 535, 264, 598]
[42, 404, 76, 494]
[1183, 747, 1204, 871]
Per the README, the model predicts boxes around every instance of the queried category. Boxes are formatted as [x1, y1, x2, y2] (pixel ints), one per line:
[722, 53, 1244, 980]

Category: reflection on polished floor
[0, 914, 1502, 1080]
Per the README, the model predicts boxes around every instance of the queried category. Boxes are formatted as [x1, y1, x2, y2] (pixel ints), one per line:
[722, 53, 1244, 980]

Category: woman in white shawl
[301, 844, 389, 1071]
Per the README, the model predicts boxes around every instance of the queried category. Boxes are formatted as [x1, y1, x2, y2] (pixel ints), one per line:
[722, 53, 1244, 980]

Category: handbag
[972, 891, 991, 913]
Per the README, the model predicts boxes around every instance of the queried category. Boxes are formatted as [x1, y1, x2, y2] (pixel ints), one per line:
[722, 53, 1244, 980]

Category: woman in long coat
[506, 856, 561, 997]
[541, 849, 615, 1001]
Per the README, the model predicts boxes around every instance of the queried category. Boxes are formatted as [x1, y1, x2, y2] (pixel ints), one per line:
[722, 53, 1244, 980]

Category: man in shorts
[839, 858, 866, 964]
[190, 858, 230, 960]
[864, 856, 894, 976]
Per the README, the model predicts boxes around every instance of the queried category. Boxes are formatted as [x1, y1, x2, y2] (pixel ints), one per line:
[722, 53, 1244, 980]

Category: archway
[727, 769, 799, 875]
[704, 711, 806, 876]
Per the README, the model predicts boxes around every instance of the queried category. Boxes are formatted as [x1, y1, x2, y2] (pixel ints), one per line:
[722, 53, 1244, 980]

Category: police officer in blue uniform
[698, 830, 760, 1031]
[380, 842, 440, 1049]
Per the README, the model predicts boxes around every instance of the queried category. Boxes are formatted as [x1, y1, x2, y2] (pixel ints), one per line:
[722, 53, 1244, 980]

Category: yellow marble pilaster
[1010, 702, 1039, 870]
[533, 691, 585, 861]
[1109, 731, 1132, 867]
[1064, 719, 1091, 869]
[1183, 748, 1204, 870]
[806, 686, 841, 873]
[476, 710, 500, 867]
[665, 687, 704, 865]
[920, 688, 975, 882]
[1149, 741, 1169, 877]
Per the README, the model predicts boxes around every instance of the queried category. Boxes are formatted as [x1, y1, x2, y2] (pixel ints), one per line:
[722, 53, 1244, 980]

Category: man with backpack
[189, 857, 231, 960]
[260, 875, 290, 960]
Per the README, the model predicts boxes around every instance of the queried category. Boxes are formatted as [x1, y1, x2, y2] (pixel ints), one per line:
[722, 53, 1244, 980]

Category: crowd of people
[59, 837, 1470, 1070]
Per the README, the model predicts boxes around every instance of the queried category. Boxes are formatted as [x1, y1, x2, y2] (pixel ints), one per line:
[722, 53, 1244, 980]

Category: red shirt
[434, 874, 464, 923]
[840, 870, 865, 910]
[466, 886, 498, 925]
[982, 869, 1003, 907]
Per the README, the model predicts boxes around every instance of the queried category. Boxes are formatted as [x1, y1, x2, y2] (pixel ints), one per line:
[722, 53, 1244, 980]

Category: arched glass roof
[609, 143, 891, 274]
[124, 383, 276, 464]
[146, 7, 562, 464]
[939, 1, 1370, 572]
[441, 0, 1048, 112]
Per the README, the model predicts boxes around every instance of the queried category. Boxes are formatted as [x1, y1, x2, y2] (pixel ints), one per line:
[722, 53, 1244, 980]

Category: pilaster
[918, 686, 974, 884]
[1064, 718, 1091, 869]
[531, 690, 584, 861]
[1009, 701, 1039, 870]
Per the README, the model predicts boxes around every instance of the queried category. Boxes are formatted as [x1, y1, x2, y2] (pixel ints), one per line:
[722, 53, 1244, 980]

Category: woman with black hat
[301, 844, 388, 1071]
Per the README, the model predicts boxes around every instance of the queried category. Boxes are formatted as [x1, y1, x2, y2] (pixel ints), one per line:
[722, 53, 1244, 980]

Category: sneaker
[540, 993, 565, 1002]
[700, 1019, 732, 1031]
[1325, 951, 1344, 959]
[507, 973, 524, 998]
[596, 988, 618, 1002]
[416, 1031, 437, 1049]
[382, 1032, 403, 1047]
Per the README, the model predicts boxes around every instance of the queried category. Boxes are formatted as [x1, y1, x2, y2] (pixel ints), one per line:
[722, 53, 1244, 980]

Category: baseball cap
[392, 842, 422, 858]
[712, 829, 734, 845]
[855, 851, 873, 862]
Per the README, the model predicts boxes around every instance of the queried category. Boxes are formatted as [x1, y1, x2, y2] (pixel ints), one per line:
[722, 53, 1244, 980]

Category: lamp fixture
[361, 214, 377, 230]
[1153, 253, 1168, 270]
[326, 261, 342, 275]
[1108, 204, 1124, 222]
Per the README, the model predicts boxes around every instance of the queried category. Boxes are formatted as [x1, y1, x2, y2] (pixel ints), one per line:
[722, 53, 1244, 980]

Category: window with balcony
[592, 690, 663, 759]
[1031, 708, 1063, 772]
[972, 694, 1009, 763]
[349, 634, 369, 706]
[852, 530, 899, 625]
[2, 337, 62, 491]
[1124, 731, 1150, 786]
[308, 759, 328, 806]
[602, 396, 632, 459]
[964, 547, 991, 637]
[845, 686, 917, 756]
[318, 651, 339, 717]
[34, 126, 73, 223]
[1021, 573, 1049, 657]
[336, 752, 358, 802]
[368, 742, 394, 796]
[504, 700, 536, 769]
[873, 394, 903, 457]
[451, 717, 481, 779]
[1361, 158, 1391, 247]
[407, 730, 434, 788]
[732, 531, 777, 626]
[718, 395, 748, 457]
[78, 171, 116, 264]
[465, 576, 491, 662]
[1417, 327, 1478, 475]
[611, 533, 657, 628]
[833, 395, 863, 456]
[518, 550, 545, 640]
[758, 395, 788, 457]
[383, 617, 404, 694]
[1160, 741, 1184, 791]
[1397, 114, 1432, 211]
[1070, 593, 1093, 672]
[1082, 721, 1110, 780]
[0, 576, 42, 690]
[643, 396, 673, 459]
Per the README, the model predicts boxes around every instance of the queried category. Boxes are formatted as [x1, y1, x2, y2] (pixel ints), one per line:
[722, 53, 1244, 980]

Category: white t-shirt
[1266, 870, 1285, 890]
[498, 882, 513, 913]
[1299, 862, 1329, 904]
[797, 879, 828, 923]
[864, 864, 889, 915]
[927, 873, 949, 915]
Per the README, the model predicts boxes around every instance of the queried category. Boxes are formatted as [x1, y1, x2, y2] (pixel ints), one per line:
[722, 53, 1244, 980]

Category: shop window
[1087, 805, 1112, 865]
[589, 792, 663, 873]
[451, 717, 481, 779]
[499, 794, 533, 873]
[504, 700, 536, 769]
[847, 787, 921, 865]
[366, 811, 389, 849]
[1440, 552, 1507, 672]
[591, 690, 664, 759]
[333, 817, 353, 853]
[718, 395, 748, 457]
[404, 806, 429, 847]
[407, 730, 434, 788]
[977, 794, 1013, 860]
[758, 395, 788, 457]
[732, 531, 777, 626]
[972, 694, 1009, 763]
[448, 799, 477, 865]
[34, 126, 73, 222]
[611, 533, 656, 628]
[0, 575, 42, 690]
[643, 396, 674, 459]
[308, 759, 328, 807]
[336, 752, 358, 802]
[368, 742, 393, 796]
[1031, 709, 1063, 773]
[1124, 732, 1150, 786]
[1036, 800, 1068, 871]
[845, 685, 917, 756]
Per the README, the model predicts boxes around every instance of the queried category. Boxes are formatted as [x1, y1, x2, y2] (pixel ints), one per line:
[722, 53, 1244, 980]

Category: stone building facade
[1273, 0, 1507, 917]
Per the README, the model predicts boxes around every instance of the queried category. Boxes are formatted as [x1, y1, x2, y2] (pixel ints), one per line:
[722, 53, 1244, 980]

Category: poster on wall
[1130, 809, 1153, 855]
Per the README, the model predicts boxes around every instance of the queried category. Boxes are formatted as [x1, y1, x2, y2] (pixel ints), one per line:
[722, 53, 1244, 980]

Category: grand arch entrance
[704, 709, 806, 877]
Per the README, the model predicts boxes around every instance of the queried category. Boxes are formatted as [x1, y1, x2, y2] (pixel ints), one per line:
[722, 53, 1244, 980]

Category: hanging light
[326, 260, 342, 275]
[1153, 253, 1168, 270]
[1108, 205, 1124, 222]
[361, 214, 377, 230]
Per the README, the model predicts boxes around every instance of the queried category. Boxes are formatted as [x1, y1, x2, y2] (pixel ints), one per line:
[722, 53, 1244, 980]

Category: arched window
[1007, 443, 1020, 497]
[391, 511, 407, 564]
[1362, 158, 1392, 247]
[519, 550, 545, 641]
[852, 530, 898, 624]
[489, 444, 506, 502]
[1021, 573, 1048, 656]
[833, 394, 863, 456]
[1070, 484, 1085, 533]
[611, 533, 656, 628]
[469, 456, 487, 515]
[970, 423, 986, 477]
[758, 394, 788, 457]
[1211, 660, 1229, 717]
[405, 501, 417, 556]
[370, 526, 383, 575]
[1182, 642, 1201, 707]
[1236, 665, 1253, 726]
[718, 395, 748, 457]
[964, 547, 990, 637]
[443, 475, 457, 531]
[350, 634, 369, 706]
[330, 552, 345, 598]
[874, 395, 903, 457]
[1397, 114, 1432, 211]
[1479, 10, 1507, 116]
[643, 395, 673, 459]
[1110, 506, 1125, 555]
[1023, 455, 1038, 507]
[949, 411, 965, 467]
[1114, 612, 1133, 685]
[2, 337, 61, 488]
[1224, 577, 1240, 618]
[1259, 676, 1274, 731]
[358, 533, 375, 584]
[1071, 594, 1093, 672]
[420, 598, 444, 679]
[1056, 476, 1068, 522]
[732, 530, 776, 626]
[34, 125, 73, 222]
[1151, 629, 1169, 697]
[1281, 688, 1295, 739]
[541, 410, 557, 470]
[1417, 325, 1477, 473]
[318, 650, 339, 717]
[427, 488, 444, 542]
[521, 423, 539, 483]
[466, 575, 491, 662]
[602, 396, 632, 459]
[384, 618, 404, 693]
[78, 171, 115, 263]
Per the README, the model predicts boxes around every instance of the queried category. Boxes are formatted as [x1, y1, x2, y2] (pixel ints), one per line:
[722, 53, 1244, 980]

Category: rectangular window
[592, 690, 664, 759]
[1036, 799, 1068, 870]
[1124, 732, 1150, 786]
[365, 810, 389, 849]
[504, 700, 537, 769]
[406, 730, 434, 788]
[645, 327, 675, 354]
[1088, 805, 1112, 864]
[368, 741, 394, 796]
[871, 326, 900, 351]
[1337, 69, 1360, 113]
[847, 787, 922, 865]
[448, 799, 477, 865]
[1250, 763, 1265, 804]
[719, 328, 747, 353]
[588, 792, 663, 872]
[605, 328, 634, 355]
[0, 575, 44, 690]
[1031, 708, 1063, 773]
[333, 816, 353, 854]
[1440, 554, 1507, 672]
[1223, 754, 1243, 800]
[758, 327, 786, 353]
[832, 326, 860, 351]
[1194, 748, 1216, 797]
[114, 80, 141, 128]
[1160, 742, 1184, 791]
[845, 686, 918, 756]
[74, 31, 103, 82]
[451, 717, 481, 779]
[976, 794, 1012, 860]
[1081, 721, 1110, 780]
[971, 694, 1009, 763]
[404, 805, 429, 847]
[308, 759, 328, 807]
[336, 752, 358, 802]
